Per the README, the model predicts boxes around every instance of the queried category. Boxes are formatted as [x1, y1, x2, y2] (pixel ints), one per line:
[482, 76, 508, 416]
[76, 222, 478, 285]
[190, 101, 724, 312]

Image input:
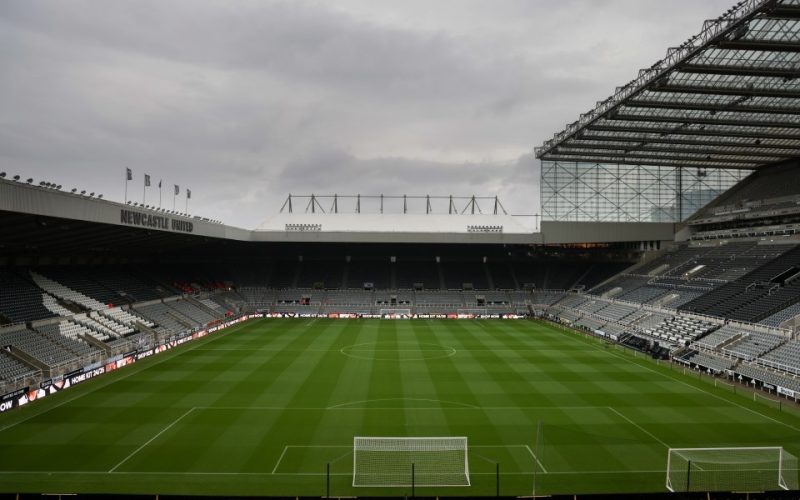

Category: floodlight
[71, 188, 77, 193]
[26, 178, 33, 183]
[80, 190, 86, 195]
[98, 194, 103, 199]
[39, 181, 45, 186]
[0, 172, 5, 178]
[13, 175, 19, 181]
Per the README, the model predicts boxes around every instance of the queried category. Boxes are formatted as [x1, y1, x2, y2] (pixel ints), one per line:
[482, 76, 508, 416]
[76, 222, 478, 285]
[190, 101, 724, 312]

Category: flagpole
[185, 191, 189, 213]
[124, 168, 128, 203]
[159, 182, 162, 209]
[143, 179, 146, 206]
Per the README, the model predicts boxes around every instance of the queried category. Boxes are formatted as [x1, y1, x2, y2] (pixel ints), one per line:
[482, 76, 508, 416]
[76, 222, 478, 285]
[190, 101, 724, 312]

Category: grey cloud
[0, 0, 736, 229]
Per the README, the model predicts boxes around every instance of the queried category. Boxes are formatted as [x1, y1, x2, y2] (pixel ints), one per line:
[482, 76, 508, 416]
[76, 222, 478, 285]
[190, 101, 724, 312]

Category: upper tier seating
[83, 268, 164, 302]
[35, 268, 123, 306]
[296, 261, 344, 289]
[441, 262, 489, 290]
[396, 261, 441, 289]
[487, 262, 516, 289]
[30, 271, 106, 310]
[680, 245, 800, 322]
[104, 307, 155, 328]
[346, 261, 392, 289]
[0, 270, 56, 324]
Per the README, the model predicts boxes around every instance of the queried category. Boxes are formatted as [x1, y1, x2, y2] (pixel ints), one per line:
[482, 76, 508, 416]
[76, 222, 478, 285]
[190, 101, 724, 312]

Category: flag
[174, 185, 179, 195]
[126, 168, 132, 180]
[187, 189, 191, 199]
[144, 174, 151, 187]
[158, 179, 162, 188]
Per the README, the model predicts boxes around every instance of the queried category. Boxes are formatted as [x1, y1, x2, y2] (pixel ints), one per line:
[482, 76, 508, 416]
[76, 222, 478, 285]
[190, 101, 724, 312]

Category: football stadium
[2, 1, 800, 499]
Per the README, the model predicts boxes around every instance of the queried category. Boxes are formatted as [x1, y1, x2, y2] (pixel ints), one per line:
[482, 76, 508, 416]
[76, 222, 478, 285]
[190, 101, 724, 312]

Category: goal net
[379, 308, 412, 318]
[353, 436, 470, 487]
[666, 447, 798, 492]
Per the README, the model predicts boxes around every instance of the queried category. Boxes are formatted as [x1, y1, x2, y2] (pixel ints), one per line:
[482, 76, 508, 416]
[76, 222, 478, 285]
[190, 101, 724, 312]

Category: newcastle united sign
[120, 209, 194, 233]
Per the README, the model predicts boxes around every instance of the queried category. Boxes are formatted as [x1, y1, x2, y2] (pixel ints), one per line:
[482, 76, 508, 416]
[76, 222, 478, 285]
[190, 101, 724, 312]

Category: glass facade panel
[541, 161, 750, 222]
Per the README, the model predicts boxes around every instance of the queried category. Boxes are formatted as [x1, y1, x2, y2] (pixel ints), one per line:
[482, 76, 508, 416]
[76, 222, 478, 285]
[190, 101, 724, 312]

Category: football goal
[352, 436, 470, 487]
[379, 308, 412, 318]
[666, 447, 798, 492]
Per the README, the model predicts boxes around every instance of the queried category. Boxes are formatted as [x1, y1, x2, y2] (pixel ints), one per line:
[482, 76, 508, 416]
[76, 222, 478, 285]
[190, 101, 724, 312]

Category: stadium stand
[735, 364, 800, 395]
[0, 349, 39, 392]
[134, 301, 197, 334]
[1, 325, 99, 370]
[83, 268, 165, 302]
[759, 340, 800, 375]
[396, 260, 441, 289]
[345, 260, 392, 289]
[441, 261, 489, 290]
[486, 262, 517, 289]
[680, 245, 800, 322]
[30, 271, 107, 311]
[677, 351, 736, 374]
[722, 330, 786, 362]
[296, 261, 344, 289]
[0, 270, 57, 324]
[42, 294, 73, 317]
[761, 302, 800, 329]
[35, 268, 124, 306]
[104, 306, 155, 328]
[267, 261, 299, 289]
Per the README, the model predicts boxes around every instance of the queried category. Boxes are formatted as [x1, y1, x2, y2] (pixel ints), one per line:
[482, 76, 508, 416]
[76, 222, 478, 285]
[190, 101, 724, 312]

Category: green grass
[1, 318, 799, 497]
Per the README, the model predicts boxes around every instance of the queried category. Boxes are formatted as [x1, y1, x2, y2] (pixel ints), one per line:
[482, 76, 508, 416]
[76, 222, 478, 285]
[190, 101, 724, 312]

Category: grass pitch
[1, 318, 799, 497]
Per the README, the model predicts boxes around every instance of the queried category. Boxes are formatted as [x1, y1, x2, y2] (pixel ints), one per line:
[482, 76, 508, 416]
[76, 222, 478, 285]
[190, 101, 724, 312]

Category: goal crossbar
[353, 436, 470, 488]
[666, 446, 798, 492]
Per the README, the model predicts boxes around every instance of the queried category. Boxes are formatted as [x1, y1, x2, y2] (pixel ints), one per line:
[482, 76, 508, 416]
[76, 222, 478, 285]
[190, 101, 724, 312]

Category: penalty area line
[606, 406, 670, 450]
[525, 445, 548, 473]
[109, 407, 196, 473]
[271, 446, 289, 474]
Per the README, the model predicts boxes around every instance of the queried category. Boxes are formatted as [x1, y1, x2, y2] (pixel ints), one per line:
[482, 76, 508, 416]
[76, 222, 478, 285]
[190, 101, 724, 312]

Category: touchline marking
[0, 469, 667, 476]
[525, 445, 548, 473]
[0, 320, 252, 435]
[564, 323, 800, 434]
[109, 407, 196, 473]
[607, 407, 670, 450]
[271, 446, 289, 474]
[192, 405, 607, 411]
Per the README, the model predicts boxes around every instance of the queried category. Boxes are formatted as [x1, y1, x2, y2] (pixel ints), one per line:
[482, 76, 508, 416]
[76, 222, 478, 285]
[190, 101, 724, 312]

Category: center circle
[340, 342, 456, 361]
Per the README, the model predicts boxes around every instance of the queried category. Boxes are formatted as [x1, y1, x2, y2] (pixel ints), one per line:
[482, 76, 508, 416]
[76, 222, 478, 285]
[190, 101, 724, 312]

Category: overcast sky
[0, 0, 735, 228]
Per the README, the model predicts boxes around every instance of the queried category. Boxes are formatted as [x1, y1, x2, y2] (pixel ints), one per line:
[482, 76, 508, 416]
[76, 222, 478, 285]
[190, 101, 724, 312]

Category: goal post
[352, 436, 470, 487]
[666, 447, 798, 492]
[379, 308, 412, 318]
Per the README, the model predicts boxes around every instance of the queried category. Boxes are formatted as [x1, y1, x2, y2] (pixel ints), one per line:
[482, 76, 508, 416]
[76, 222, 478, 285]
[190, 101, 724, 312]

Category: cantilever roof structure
[535, 0, 800, 169]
